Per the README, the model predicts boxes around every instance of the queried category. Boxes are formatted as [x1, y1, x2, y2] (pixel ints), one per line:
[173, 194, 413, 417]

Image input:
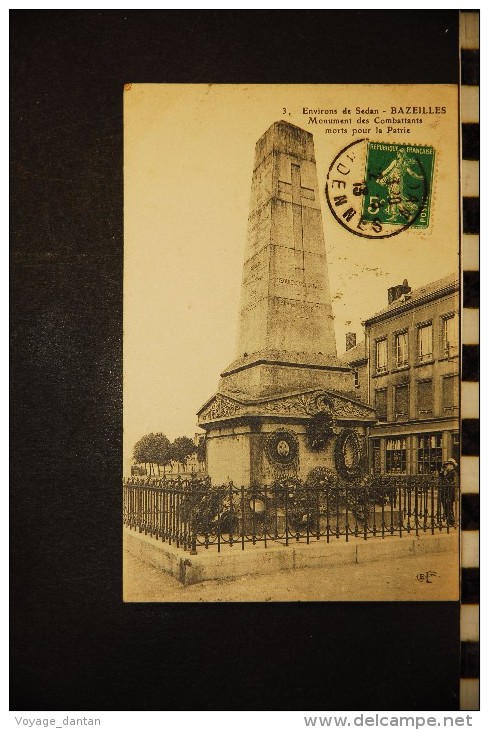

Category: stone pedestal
[198, 388, 377, 486]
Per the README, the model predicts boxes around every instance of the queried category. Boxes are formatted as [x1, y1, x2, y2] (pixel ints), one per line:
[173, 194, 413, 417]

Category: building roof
[363, 272, 459, 325]
[338, 340, 367, 365]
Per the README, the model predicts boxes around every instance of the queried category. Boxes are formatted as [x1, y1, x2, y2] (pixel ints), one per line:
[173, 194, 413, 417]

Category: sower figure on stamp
[438, 458, 458, 526]
[377, 147, 424, 221]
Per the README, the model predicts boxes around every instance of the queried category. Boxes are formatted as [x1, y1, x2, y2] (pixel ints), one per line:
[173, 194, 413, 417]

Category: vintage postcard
[123, 84, 460, 602]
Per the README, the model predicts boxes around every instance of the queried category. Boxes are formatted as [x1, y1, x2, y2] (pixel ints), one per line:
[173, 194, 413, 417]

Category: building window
[374, 388, 387, 422]
[375, 339, 387, 373]
[353, 368, 359, 388]
[417, 322, 433, 363]
[417, 379, 433, 417]
[386, 437, 407, 474]
[442, 315, 458, 357]
[417, 433, 442, 474]
[394, 383, 409, 421]
[442, 374, 459, 414]
[395, 331, 409, 367]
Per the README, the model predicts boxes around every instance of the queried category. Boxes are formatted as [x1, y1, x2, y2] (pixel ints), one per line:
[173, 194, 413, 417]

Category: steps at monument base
[123, 526, 457, 586]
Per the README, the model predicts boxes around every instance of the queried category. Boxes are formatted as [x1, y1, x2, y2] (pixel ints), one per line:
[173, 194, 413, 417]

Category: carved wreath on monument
[265, 429, 299, 466]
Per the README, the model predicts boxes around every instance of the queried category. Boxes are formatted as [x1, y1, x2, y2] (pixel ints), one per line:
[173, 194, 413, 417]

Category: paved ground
[123, 533, 459, 602]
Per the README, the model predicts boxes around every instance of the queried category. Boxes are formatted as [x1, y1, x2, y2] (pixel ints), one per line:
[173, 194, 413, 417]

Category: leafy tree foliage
[171, 436, 196, 469]
[196, 435, 206, 464]
[133, 433, 153, 474]
[133, 432, 171, 475]
[133, 433, 198, 475]
[152, 433, 172, 474]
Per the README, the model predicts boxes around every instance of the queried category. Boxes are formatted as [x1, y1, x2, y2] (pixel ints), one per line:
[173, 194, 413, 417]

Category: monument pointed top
[254, 120, 316, 166]
[264, 120, 312, 136]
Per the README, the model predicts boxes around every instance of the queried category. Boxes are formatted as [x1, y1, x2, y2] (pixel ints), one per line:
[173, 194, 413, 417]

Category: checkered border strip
[459, 9, 479, 713]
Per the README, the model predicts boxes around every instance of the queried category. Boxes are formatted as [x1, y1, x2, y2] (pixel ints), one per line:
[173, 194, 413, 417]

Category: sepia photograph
[123, 84, 461, 603]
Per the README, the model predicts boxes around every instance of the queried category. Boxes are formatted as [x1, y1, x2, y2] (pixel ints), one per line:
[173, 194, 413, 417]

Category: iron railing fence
[123, 475, 458, 554]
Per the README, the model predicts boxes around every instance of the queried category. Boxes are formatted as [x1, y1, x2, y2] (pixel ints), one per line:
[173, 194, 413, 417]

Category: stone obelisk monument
[198, 121, 376, 485]
[233, 120, 337, 368]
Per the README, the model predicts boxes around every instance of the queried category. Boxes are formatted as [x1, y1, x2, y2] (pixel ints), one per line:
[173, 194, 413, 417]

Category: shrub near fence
[122, 474, 458, 555]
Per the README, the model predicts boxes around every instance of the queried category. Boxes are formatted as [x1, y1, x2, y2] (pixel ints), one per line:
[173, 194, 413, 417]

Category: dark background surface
[11, 10, 461, 710]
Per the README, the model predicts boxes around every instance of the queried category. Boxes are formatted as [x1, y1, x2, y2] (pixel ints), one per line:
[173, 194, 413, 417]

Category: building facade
[365, 273, 459, 475]
[338, 333, 369, 404]
[341, 273, 460, 476]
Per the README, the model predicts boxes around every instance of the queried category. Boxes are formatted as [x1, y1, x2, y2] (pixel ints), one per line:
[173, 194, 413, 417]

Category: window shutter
[442, 375, 458, 412]
[418, 380, 433, 415]
[395, 384, 409, 418]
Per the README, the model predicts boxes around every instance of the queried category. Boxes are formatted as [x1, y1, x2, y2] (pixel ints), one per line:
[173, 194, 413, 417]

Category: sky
[124, 84, 459, 472]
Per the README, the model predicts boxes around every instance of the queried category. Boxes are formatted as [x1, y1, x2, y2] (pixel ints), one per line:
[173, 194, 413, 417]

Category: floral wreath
[334, 428, 365, 481]
[265, 429, 299, 465]
[305, 411, 336, 451]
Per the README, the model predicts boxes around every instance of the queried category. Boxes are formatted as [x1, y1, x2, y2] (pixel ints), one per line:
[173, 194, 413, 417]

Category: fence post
[381, 486, 385, 539]
[335, 487, 340, 539]
[326, 488, 330, 543]
[389, 482, 395, 535]
[372, 485, 377, 537]
[162, 481, 167, 543]
[190, 475, 197, 555]
[229, 482, 234, 548]
[414, 483, 419, 537]
[363, 486, 368, 540]
[138, 486, 143, 534]
[430, 480, 435, 535]
[251, 485, 256, 546]
[306, 484, 310, 545]
[398, 483, 403, 538]
[241, 485, 246, 550]
[176, 482, 181, 548]
[217, 484, 221, 554]
[316, 488, 321, 541]
[285, 486, 289, 547]
[151, 487, 156, 540]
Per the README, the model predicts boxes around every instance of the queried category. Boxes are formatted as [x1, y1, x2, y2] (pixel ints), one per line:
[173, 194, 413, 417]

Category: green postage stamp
[361, 142, 435, 229]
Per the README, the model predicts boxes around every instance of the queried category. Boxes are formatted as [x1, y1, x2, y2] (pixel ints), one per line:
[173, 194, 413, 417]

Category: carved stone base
[198, 387, 376, 486]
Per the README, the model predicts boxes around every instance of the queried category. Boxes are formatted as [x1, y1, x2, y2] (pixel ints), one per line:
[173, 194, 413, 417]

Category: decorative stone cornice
[197, 388, 376, 425]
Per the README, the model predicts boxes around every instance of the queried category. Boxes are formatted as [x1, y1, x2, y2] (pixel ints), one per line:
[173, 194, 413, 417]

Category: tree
[133, 432, 171, 476]
[171, 436, 196, 471]
[196, 435, 206, 465]
[152, 432, 172, 475]
[133, 433, 153, 475]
